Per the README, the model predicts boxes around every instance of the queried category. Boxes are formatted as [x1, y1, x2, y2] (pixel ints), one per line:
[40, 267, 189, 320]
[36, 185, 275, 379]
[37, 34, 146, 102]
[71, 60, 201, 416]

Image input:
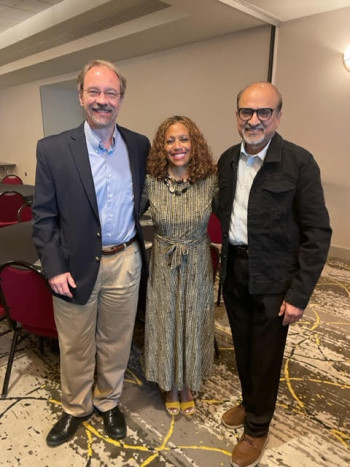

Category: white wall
[275, 7, 350, 258]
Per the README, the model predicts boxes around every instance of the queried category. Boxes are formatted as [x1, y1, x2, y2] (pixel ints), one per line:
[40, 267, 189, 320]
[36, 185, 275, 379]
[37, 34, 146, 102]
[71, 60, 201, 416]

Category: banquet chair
[0, 260, 57, 398]
[17, 201, 33, 222]
[1, 174, 23, 185]
[0, 191, 25, 228]
[208, 212, 222, 306]
[0, 303, 11, 337]
[210, 244, 220, 358]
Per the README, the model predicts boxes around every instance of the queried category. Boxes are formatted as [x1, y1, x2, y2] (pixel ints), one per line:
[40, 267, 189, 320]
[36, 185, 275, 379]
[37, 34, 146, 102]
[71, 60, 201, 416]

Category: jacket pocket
[261, 180, 296, 215]
[259, 180, 297, 251]
[261, 179, 295, 194]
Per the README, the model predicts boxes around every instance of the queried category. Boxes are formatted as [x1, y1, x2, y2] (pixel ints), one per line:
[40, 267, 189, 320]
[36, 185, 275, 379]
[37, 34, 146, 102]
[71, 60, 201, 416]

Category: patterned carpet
[0, 257, 349, 466]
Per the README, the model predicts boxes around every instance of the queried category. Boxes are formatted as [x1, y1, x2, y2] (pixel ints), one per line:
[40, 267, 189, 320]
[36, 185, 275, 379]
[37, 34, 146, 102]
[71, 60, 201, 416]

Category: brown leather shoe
[230, 432, 269, 467]
[221, 404, 245, 429]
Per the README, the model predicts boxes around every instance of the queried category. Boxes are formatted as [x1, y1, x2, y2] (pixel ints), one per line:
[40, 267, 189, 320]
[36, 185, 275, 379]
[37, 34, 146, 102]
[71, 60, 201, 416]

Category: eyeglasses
[238, 108, 276, 122]
[83, 89, 121, 101]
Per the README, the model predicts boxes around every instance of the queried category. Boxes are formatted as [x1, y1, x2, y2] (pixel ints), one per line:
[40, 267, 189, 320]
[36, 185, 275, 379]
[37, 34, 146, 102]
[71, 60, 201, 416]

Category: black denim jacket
[217, 133, 332, 309]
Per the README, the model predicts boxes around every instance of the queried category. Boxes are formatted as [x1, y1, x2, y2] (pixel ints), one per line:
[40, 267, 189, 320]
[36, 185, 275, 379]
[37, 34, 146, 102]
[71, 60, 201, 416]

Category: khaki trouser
[53, 242, 141, 416]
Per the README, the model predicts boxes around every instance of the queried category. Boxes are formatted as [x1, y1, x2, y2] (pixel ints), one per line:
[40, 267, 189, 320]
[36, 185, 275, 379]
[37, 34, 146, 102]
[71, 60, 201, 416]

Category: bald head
[237, 82, 282, 111]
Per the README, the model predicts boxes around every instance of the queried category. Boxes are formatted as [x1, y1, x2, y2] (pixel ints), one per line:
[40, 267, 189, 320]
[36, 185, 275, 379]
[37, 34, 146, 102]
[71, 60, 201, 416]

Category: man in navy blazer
[217, 82, 331, 467]
[32, 60, 150, 447]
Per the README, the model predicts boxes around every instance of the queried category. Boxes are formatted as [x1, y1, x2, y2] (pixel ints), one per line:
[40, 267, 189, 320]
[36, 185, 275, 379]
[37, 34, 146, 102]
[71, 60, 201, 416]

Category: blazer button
[97, 232, 101, 237]
[95, 256, 101, 262]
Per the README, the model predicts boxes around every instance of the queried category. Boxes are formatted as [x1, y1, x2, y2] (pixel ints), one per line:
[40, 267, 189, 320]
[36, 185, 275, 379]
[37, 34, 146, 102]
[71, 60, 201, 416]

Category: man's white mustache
[244, 124, 264, 131]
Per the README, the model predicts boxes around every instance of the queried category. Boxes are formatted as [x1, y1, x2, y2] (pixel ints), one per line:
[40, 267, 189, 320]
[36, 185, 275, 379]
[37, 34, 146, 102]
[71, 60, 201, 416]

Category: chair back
[208, 214, 223, 307]
[0, 303, 11, 337]
[0, 261, 57, 338]
[17, 201, 33, 222]
[0, 191, 25, 227]
[1, 174, 23, 185]
[210, 245, 220, 280]
[207, 213, 222, 245]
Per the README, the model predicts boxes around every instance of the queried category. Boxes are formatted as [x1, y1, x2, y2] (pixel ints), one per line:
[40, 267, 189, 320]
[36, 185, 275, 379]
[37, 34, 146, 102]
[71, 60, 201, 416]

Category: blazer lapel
[118, 126, 141, 209]
[67, 124, 100, 221]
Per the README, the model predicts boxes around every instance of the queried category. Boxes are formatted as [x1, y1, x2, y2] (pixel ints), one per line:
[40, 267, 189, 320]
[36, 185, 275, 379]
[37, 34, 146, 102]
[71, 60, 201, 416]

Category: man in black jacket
[33, 60, 150, 447]
[217, 82, 331, 467]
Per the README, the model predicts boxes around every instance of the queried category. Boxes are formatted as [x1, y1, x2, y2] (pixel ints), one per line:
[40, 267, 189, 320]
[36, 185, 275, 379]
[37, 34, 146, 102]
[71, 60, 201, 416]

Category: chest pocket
[261, 179, 295, 193]
[260, 179, 296, 218]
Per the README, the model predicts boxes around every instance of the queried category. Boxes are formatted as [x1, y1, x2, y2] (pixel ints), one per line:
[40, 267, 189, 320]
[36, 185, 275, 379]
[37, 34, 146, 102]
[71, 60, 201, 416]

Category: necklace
[164, 176, 191, 196]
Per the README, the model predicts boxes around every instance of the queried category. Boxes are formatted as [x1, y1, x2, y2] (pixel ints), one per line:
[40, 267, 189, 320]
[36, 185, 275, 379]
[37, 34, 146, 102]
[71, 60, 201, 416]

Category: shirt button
[95, 256, 100, 262]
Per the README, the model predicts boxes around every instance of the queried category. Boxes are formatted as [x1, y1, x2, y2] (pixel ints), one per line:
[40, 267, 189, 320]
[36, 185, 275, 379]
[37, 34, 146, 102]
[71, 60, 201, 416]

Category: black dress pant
[223, 245, 289, 437]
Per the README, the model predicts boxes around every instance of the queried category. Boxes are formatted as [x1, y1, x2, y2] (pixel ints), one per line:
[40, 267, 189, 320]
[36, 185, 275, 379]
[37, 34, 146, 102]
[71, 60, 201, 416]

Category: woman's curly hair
[147, 115, 216, 182]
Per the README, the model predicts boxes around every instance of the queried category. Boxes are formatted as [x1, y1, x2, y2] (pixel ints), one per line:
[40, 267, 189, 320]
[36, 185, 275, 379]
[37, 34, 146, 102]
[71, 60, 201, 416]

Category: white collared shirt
[229, 141, 270, 245]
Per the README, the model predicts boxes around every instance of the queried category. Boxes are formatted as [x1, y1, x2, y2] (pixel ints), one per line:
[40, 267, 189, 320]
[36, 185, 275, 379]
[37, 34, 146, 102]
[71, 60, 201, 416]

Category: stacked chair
[17, 201, 33, 222]
[0, 191, 25, 228]
[1, 174, 23, 185]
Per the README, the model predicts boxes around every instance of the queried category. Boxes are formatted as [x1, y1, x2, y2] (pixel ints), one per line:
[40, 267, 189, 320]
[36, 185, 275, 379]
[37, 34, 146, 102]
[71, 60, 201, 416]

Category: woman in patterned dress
[142, 116, 217, 416]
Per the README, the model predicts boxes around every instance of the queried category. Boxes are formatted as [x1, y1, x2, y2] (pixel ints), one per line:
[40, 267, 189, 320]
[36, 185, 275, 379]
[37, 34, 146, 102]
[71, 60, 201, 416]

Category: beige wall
[276, 7, 350, 258]
[0, 82, 43, 184]
[0, 25, 270, 183]
[118, 26, 270, 156]
[0, 71, 78, 184]
[0, 7, 349, 258]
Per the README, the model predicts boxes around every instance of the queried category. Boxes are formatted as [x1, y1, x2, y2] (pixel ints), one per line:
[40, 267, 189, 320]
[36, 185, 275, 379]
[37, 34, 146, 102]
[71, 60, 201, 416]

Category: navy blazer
[217, 133, 332, 309]
[32, 123, 150, 305]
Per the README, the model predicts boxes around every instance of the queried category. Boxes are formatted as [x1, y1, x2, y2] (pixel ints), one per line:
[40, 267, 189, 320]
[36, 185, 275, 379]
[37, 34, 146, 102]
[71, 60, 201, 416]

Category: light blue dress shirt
[84, 121, 136, 246]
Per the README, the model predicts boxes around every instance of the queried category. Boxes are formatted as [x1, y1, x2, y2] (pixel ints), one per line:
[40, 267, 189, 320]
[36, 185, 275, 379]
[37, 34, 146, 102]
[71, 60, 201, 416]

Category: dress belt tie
[155, 233, 207, 269]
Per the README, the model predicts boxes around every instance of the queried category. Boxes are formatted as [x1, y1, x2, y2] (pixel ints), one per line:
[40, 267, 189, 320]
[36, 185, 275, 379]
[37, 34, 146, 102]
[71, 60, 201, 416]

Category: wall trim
[267, 25, 276, 82]
[328, 245, 350, 262]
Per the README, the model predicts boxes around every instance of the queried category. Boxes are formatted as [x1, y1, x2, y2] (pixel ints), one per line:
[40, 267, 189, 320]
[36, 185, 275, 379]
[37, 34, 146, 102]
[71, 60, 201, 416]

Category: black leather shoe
[102, 406, 126, 440]
[46, 412, 90, 447]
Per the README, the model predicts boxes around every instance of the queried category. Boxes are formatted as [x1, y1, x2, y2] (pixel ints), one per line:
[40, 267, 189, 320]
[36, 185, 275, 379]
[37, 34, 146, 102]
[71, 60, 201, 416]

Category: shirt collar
[84, 121, 117, 154]
[240, 139, 271, 162]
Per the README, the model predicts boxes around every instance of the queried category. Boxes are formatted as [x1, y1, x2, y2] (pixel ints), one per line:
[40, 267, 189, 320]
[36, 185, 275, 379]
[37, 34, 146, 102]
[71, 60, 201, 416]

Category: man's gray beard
[242, 127, 265, 146]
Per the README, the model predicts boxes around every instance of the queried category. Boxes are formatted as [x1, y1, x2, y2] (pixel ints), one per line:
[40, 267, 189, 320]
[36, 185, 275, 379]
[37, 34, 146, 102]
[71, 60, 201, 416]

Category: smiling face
[79, 65, 123, 131]
[164, 122, 192, 178]
[236, 82, 282, 154]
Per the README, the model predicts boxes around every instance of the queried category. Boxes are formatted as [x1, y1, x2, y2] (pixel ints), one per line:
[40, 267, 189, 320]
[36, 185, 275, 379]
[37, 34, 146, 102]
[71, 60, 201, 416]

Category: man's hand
[49, 272, 77, 298]
[278, 300, 304, 326]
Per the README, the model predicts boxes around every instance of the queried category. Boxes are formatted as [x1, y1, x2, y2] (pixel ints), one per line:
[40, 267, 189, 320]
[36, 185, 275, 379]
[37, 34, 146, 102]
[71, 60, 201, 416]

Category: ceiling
[0, 0, 350, 88]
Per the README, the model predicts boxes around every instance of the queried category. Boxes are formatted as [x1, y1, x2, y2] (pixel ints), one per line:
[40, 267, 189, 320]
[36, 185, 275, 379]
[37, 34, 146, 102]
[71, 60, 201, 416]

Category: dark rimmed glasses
[238, 108, 276, 122]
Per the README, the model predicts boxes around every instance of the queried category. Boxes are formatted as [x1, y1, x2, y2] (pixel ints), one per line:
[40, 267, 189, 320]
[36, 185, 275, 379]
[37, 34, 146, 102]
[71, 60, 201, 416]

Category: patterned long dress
[143, 173, 217, 391]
